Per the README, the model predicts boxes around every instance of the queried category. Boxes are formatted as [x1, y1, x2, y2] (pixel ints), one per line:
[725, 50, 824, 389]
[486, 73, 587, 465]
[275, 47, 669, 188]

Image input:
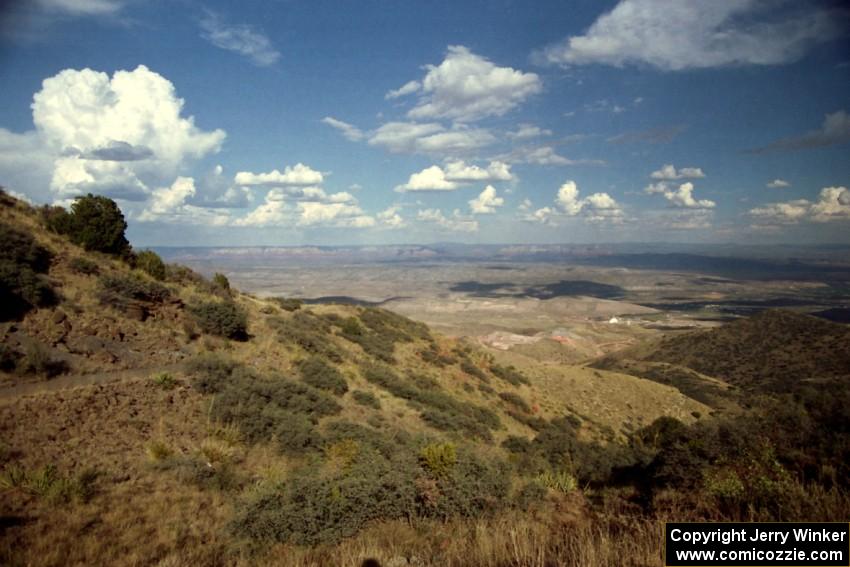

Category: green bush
[499, 391, 531, 413]
[507, 410, 548, 432]
[151, 372, 177, 389]
[273, 297, 303, 312]
[41, 205, 74, 235]
[69, 257, 99, 276]
[154, 455, 238, 491]
[185, 354, 242, 393]
[231, 448, 418, 546]
[0, 222, 56, 321]
[418, 346, 456, 367]
[298, 356, 348, 395]
[490, 364, 530, 386]
[419, 442, 457, 478]
[340, 316, 364, 336]
[188, 300, 248, 340]
[230, 420, 510, 546]
[339, 308, 432, 363]
[537, 470, 577, 494]
[514, 480, 548, 510]
[188, 356, 340, 454]
[48, 194, 130, 256]
[212, 272, 230, 292]
[134, 250, 166, 281]
[502, 416, 636, 485]
[416, 451, 511, 520]
[270, 311, 342, 362]
[361, 364, 500, 441]
[17, 341, 68, 378]
[460, 360, 489, 382]
[97, 273, 170, 318]
[351, 390, 381, 409]
[98, 273, 171, 305]
[0, 462, 98, 504]
[165, 263, 206, 286]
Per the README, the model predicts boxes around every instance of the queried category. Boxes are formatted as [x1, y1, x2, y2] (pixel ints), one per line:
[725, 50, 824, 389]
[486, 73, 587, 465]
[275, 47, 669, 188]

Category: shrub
[298, 356, 348, 396]
[503, 416, 637, 485]
[1, 462, 98, 504]
[188, 300, 248, 340]
[340, 316, 364, 336]
[98, 273, 171, 315]
[420, 442, 457, 478]
[231, 449, 418, 546]
[145, 439, 174, 462]
[151, 372, 177, 389]
[417, 452, 511, 520]
[41, 205, 74, 235]
[361, 364, 500, 441]
[351, 390, 380, 409]
[0, 344, 20, 372]
[165, 263, 205, 286]
[69, 257, 99, 276]
[17, 341, 67, 378]
[270, 312, 342, 362]
[189, 356, 340, 454]
[322, 420, 408, 459]
[537, 470, 577, 494]
[499, 391, 531, 413]
[418, 346, 456, 367]
[460, 360, 489, 382]
[478, 383, 495, 396]
[212, 272, 230, 292]
[508, 410, 548, 432]
[186, 354, 243, 394]
[339, 308, 432, 363]
[0, 222, 57, 321]
[490, 364, 530, 386]
[134, 250, 166, 281]
[324, 439, 361, 473]
[50, 194, 130, 256]
[515, 480, 548, 509]
[169, 455, 238, 491]
[273, 297, 303, 312]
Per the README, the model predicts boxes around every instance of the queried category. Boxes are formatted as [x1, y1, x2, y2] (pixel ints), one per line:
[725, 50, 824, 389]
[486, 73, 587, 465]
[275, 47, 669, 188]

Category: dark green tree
[64, 194, 130, 256]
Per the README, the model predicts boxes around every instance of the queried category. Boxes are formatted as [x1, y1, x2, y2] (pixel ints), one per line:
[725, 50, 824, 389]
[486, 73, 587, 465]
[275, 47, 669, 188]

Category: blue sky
[1, 0, 848, 246]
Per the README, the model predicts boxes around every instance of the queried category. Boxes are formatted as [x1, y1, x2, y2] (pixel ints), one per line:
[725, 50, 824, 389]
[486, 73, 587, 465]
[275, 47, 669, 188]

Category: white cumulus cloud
[138, 177, 230, 226]
[525, 181, 624, 224]
[394, 165, 459, 192]
[444, 160, 514, 182]
[537, 0, 842, 70]
[234, 163, 324, 187]
[650, 164, 706, 180]
[469, 185, 504, 214]
[398, 45, 542, 123]
[645, 181, 715, 209]
[22, 65, 225, 203]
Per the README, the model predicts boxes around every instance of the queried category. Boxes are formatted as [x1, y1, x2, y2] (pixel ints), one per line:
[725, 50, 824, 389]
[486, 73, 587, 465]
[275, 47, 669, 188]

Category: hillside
[1, 191, 847, 566]
[0, 192, 715, 566]
[594, 310, 850, 401]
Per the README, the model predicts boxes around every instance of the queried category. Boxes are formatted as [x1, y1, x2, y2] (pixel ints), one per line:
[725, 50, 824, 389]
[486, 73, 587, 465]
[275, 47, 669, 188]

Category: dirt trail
[0, 363, 185, 402]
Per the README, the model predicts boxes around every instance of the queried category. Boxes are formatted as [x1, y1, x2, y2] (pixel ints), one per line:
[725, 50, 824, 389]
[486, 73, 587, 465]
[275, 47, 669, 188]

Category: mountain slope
[593, 309, 850, 403]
